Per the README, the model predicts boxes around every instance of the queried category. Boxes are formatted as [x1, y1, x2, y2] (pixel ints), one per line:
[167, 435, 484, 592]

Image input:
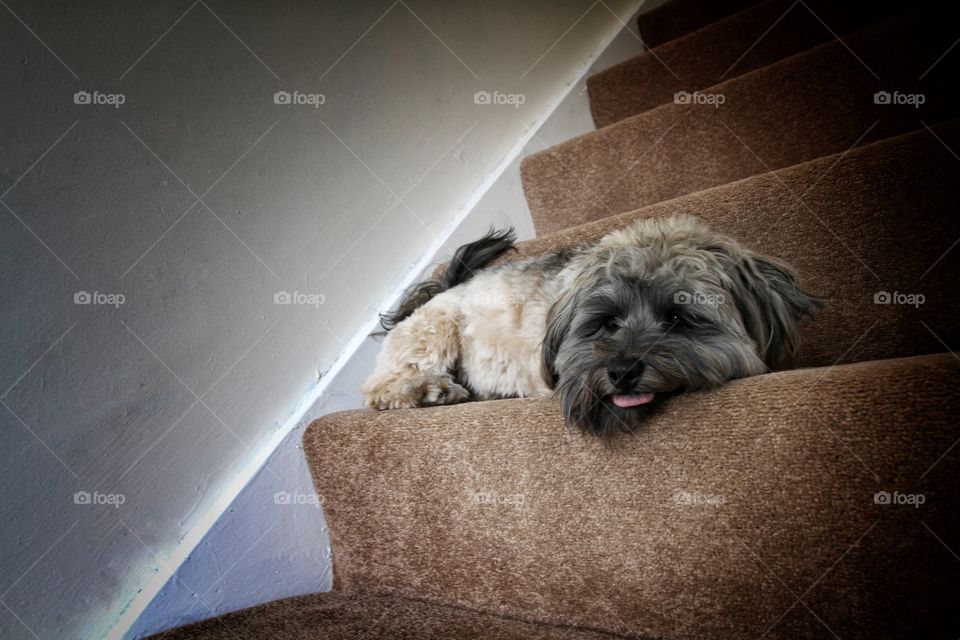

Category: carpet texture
[589, 0, 904, 128]
[147, 1, 960, 637]
[636, 0, 760, 48]
[509, 123, 960, 369]
[149, 591, 624, 639]
[523, 15, 959, 235]
[304, 353, 960, 639]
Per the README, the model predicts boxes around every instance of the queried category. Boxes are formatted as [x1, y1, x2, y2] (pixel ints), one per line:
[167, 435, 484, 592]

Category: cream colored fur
[362, 214, 815, 413]
[363, 255, 564, 408]
[363, 216, 690, 409]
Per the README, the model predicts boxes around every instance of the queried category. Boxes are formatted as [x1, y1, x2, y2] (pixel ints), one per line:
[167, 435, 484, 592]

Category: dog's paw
[364, 372, 470, 410]
[408, 373, 470, 407]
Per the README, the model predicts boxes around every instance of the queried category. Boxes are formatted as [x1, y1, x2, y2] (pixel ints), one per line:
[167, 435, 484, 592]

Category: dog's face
[542, 217, 820, 436]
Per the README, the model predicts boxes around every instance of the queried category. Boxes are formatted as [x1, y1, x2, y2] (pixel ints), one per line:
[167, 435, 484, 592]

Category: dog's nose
[608, 362, 644, 390]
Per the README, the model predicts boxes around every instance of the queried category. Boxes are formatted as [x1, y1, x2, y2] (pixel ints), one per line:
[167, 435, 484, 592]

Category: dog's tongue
[612, 393, 655, 408]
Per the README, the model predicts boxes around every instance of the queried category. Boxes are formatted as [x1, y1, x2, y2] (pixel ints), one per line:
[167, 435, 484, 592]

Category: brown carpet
[590, 0, 904, 128]
[636, 0, 760, 48]
[148, 1, 960, 638]
[523, 15, 959, 235]
[511, 122, 960, 369]
[149, 591, 626, 639]
[305, 353, 960, 639]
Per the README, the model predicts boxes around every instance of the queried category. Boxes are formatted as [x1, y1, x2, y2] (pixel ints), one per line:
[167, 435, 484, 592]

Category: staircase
[152, 1, 960, 638]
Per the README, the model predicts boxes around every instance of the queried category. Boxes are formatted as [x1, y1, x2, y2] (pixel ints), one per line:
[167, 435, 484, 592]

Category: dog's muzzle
[606, 361, 656, 408]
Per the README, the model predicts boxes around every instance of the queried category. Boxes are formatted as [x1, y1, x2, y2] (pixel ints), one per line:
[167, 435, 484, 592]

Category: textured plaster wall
[1, 1, 641, 638]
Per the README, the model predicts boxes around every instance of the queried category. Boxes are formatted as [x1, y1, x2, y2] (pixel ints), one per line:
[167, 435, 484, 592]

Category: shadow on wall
[0, 1, 644, 638]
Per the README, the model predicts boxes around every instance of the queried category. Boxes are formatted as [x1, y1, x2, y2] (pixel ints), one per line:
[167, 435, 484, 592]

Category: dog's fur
[363, 215, 820, 435]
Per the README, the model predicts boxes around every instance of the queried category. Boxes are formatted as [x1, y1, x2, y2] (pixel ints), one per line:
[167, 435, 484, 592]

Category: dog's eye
[602, 317, 620, 332]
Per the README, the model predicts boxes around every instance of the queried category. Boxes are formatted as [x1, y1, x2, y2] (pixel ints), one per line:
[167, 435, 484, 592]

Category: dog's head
[542, 215, 820, 436]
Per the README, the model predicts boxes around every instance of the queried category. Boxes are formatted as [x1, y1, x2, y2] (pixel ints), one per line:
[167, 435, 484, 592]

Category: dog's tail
[379, 227, 516, 330]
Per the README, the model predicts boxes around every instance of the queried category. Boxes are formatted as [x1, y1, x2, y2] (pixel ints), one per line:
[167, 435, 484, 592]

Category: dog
[363, 215, 820, 436]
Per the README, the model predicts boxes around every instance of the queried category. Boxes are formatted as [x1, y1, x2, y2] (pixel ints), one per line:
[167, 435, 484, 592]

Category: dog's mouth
[610, 392, 656, 408]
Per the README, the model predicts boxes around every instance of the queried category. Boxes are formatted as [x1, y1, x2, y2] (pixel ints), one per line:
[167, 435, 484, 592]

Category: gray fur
[544, 217, 820, 436]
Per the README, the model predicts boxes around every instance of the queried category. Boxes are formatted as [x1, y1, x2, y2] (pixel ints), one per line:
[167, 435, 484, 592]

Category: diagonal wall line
[520, 0, 600, 80]
[0, 0, 79, 79]
[120, 0, 200, 79]
[400, 0, 479, 79]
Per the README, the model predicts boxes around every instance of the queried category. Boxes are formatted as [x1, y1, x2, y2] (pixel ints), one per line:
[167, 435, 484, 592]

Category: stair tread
[305, 351, 960, 639]
[147, 590, 619, 639]
[523, 16, 958, 235]
[637, 0, 762, 48]
[590, 0, 903, 127]
[516, 122, 960, 369]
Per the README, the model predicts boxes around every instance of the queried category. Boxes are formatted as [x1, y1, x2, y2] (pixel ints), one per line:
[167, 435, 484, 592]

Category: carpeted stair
[152, 2, 960, 638]
[635, 0, 760, 49]
[523, 14, 959, 235]
[589, 0, 904, 127]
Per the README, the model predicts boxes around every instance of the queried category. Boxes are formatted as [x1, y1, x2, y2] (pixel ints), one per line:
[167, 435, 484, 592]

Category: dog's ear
[709, 243, 821, 368]
[542, 289, 578, 388]
[740, 255, 822, 366]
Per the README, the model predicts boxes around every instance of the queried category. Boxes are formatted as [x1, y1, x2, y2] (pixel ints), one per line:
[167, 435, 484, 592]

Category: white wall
[0, 1, 642, 638]
[125, 9, 650, 637]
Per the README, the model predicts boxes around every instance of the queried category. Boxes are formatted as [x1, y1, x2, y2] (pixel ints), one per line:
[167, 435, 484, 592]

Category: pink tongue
[612, 393, 655, 408]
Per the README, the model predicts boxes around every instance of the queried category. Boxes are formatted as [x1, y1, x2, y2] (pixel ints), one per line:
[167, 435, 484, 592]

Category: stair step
[590, 0, 904, 128]
[149, 590, 613, 639]
[523, 16, 958, 235]
[514, 122, 960, 369]
[637, 0, 761, 48]
[305, 352, 960, 639]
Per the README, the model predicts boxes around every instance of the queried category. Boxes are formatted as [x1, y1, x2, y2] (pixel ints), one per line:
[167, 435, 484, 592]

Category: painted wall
[126, 11, 650, 636]
[0, 1, 641, 638]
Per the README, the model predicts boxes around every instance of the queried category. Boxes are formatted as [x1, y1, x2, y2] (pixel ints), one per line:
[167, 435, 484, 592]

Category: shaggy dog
[363, 215, 819, 435]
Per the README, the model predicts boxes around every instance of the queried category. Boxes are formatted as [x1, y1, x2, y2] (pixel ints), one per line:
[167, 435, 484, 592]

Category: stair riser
[637, 0, 760, 48]
[590, 0, 905, 127]
[307, 353, 960, 639]
[514, 123, 960, 369]
[524, 17, 959, 235]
